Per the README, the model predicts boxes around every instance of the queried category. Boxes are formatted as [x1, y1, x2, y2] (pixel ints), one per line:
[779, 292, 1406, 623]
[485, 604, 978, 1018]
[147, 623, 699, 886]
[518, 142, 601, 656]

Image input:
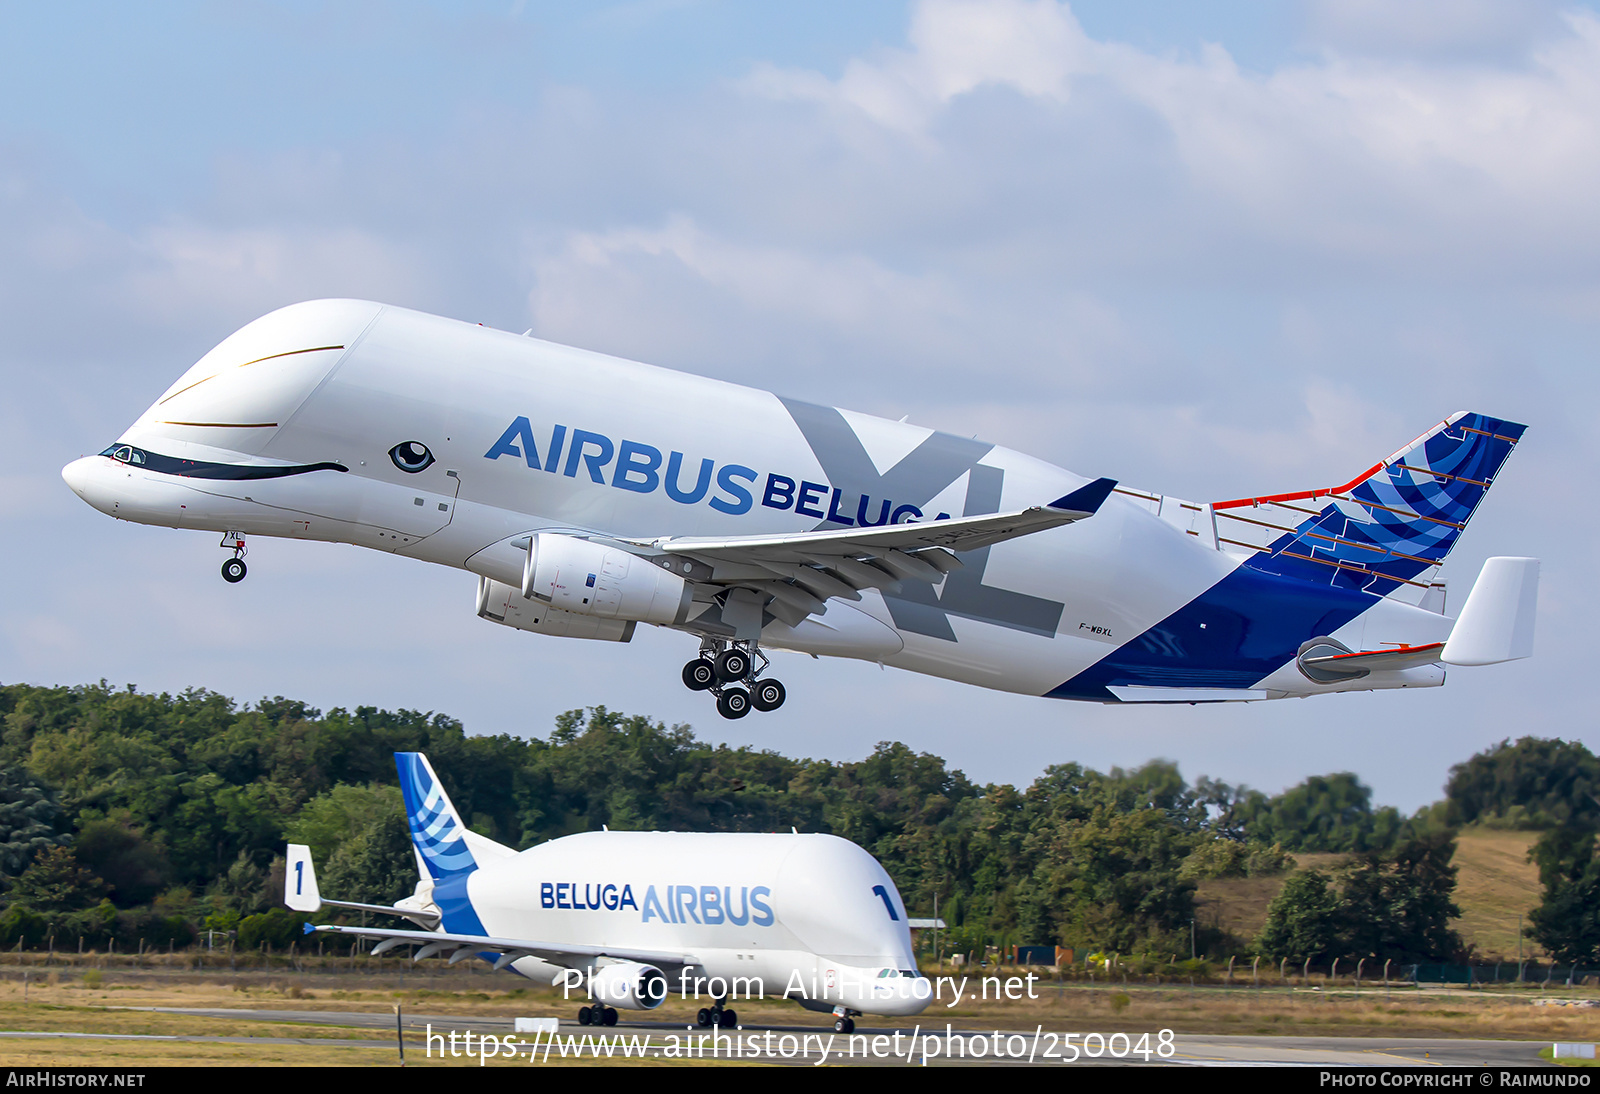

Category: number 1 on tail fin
[285, 843, 321, 912]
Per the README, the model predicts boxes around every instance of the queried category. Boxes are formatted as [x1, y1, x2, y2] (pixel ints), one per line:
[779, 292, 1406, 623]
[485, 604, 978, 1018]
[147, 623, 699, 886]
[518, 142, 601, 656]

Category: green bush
[238, 908, 305, 951]
[0, 905, 47, 948]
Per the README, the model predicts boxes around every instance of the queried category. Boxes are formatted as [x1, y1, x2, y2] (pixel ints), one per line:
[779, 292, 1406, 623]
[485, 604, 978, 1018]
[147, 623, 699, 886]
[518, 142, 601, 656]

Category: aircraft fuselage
[66, 299, 1524, 707]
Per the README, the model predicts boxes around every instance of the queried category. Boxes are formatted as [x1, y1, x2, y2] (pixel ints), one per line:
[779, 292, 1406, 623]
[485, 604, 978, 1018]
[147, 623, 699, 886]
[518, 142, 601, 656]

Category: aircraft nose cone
[62, 455, 118, 514]
[62, 456, 96, 500]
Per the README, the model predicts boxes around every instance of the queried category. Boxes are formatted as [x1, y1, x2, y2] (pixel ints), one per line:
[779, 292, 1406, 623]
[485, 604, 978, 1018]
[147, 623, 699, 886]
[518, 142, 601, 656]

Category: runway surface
[1, 1007, 1545, 1066]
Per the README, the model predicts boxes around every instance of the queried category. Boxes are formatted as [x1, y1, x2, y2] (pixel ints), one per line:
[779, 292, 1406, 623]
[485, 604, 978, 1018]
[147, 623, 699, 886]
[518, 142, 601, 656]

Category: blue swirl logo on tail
[395, 752, 477, 879]
[1241, 412, 1525, 596]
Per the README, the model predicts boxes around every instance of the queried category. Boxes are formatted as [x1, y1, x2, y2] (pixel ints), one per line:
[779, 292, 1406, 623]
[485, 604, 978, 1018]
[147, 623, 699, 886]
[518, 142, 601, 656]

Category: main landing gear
[681, 642, 785, 720]
[577, 1004, 618, 1026]
[695, 999, 738, 1028]
[220, 531, 248, 583]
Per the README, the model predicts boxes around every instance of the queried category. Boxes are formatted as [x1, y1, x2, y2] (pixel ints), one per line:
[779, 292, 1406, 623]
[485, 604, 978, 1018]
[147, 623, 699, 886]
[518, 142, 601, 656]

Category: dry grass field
[1193, 828, 1547, 961]
[1451, 829, 1547, 960]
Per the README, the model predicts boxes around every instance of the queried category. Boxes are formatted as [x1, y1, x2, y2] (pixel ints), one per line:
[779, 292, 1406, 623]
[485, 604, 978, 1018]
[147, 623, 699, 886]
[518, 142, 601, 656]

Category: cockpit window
[101, 444, 145, 465]
[94, 444, 347, 480]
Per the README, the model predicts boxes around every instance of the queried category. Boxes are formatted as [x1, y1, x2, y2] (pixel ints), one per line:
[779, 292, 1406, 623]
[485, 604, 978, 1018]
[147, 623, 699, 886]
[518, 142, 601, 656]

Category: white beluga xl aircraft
[287, 751, 929, 1032]
[65, 299, 1538, 717]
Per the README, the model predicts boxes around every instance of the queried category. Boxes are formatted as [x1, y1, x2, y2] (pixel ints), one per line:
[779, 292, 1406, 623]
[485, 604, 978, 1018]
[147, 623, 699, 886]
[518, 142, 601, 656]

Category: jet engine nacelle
[522, 533, 690, 625]
[476, 576, 636, 642]
[587, 962, 669, 1010]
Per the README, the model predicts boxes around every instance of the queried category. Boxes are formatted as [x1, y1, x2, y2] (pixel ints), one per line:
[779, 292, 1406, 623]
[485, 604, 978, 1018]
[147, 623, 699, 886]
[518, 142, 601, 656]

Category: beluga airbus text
[63, 299, 1539, 717]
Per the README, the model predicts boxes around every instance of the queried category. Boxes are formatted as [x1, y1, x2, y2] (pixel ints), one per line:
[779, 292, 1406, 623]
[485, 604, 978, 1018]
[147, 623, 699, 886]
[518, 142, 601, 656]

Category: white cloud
[742, 1, 1600, 273]
[1303, 0, 1569, 60]
[121, 221, 428, 324]
[745, 0, 1086, 133]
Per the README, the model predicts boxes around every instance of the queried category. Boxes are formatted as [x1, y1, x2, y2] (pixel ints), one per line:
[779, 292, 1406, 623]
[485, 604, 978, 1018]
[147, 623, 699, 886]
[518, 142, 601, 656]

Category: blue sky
[3, 1, 1597, 813]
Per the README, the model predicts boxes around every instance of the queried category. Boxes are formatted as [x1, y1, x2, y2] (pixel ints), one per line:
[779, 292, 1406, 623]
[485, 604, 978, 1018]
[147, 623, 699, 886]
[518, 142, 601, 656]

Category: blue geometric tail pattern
[394, 751, 478, 880]
[1217, 411, 1525, 597]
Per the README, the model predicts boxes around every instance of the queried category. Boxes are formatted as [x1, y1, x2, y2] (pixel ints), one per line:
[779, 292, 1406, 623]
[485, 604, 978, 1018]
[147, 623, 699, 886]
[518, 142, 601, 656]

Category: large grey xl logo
[780, 398, 1065, 642]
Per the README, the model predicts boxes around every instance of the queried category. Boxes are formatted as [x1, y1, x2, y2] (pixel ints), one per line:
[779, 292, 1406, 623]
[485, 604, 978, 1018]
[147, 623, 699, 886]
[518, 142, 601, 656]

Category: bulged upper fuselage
[463, 830, 930, 1017]
[66, 299, 1525, 704]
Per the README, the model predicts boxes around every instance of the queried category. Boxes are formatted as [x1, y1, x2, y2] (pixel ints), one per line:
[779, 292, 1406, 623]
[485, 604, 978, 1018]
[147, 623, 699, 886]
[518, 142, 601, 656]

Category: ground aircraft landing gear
[695, 998, 737, 1028]
[682, 642, 785, 720]
[832, 1006, 857, 1034]
[220, 531, 247, 583]
[577, 1004, 618, 1026]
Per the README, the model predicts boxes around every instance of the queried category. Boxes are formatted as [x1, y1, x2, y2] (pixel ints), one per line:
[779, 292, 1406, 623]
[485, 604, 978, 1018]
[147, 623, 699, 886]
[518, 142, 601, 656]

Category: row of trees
[1257, 834, 1461, 963]
[0, 682, 1592, 963]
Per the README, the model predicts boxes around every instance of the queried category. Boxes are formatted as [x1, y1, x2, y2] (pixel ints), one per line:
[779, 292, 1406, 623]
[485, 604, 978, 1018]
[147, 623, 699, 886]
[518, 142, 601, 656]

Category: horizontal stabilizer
[1442, 556, 1539, 666]
[1300, 642, 1445, 676]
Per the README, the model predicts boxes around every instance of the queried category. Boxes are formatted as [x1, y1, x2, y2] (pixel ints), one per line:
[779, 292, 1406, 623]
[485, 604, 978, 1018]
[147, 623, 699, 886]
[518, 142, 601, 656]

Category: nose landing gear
[682, 642, 785, 719]
[220, 531, 248, 583]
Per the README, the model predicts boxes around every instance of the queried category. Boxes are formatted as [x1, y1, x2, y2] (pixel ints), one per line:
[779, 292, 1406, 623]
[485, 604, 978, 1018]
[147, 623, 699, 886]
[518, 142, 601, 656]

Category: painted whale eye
[389, 441, 435, 473]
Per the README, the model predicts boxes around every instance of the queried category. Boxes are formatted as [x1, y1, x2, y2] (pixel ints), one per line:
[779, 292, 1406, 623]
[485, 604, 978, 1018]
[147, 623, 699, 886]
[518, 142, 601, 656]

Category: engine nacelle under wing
[523, 533, 690, 625]
[476, 577, 636, 642]
[588, 962, 669, 1010]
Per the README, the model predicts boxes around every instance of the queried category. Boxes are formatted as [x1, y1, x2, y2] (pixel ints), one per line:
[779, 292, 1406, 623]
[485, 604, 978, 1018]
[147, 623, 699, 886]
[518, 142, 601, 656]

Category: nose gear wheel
[220, 531, 248, 583]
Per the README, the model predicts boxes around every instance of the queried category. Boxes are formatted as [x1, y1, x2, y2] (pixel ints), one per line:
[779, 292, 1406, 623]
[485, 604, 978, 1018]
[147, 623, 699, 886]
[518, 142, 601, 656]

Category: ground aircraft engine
[475, 576, 637, 642]
[522, 533, 690, 625]
[586, 962, 669, 1010]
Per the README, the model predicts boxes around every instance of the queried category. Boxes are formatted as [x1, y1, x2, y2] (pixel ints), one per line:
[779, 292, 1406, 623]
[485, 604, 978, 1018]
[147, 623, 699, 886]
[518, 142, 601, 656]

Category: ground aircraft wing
[306, 923, 700, 973]
[321, 898, 439, 929]
[625, 477, 1117, 630]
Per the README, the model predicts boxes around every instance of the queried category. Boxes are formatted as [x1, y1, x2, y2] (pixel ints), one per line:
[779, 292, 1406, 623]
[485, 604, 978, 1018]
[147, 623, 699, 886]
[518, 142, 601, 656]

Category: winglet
[1048, 477, 1117, 517]
[285, 843, 321, 913]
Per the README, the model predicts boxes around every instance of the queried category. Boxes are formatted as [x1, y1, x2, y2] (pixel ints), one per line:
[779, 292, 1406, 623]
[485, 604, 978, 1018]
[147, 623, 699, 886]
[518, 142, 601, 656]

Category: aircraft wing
[625, 477, 1116, 629]
[306, 923, 701, 973]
